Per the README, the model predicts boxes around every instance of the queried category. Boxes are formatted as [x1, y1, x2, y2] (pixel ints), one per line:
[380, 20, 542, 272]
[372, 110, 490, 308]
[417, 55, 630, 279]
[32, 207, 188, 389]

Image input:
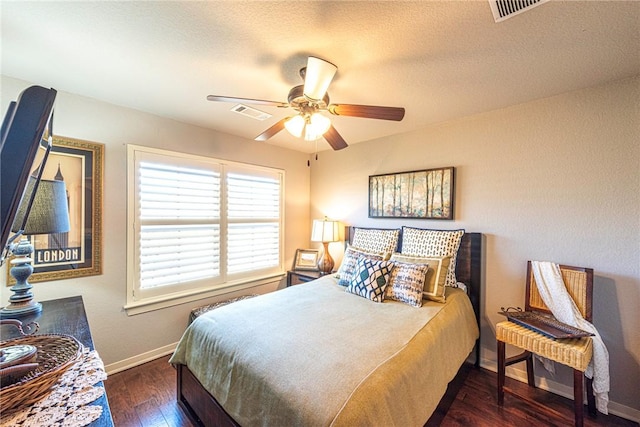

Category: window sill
[124, 273, 285, 316]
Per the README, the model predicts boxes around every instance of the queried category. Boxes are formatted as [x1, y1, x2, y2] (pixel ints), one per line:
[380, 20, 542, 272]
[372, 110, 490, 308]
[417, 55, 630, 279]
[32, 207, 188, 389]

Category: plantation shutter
[226, 171, 281, 275]
[136, 156, 222, 296]
[128, 146, 284, 305]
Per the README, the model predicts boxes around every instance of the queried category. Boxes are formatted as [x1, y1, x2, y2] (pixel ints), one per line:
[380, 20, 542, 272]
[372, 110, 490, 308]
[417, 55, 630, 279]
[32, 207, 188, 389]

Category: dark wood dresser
[0, 296, 114, 426]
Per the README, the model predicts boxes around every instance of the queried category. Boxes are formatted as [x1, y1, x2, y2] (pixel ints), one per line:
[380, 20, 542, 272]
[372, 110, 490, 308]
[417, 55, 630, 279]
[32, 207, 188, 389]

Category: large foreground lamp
[311, 217, 340, 274]
[0, 179, 70, 318]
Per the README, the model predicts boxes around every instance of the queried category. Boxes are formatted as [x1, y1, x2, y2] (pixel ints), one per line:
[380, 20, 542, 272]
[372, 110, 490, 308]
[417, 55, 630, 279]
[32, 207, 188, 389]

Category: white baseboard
[481, 357, 640, 424]
[105, 342, 178, 375]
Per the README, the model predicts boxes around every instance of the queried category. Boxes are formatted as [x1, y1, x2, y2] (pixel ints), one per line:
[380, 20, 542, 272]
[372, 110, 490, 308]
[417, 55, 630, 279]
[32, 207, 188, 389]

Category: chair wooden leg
[525, 352, 535, 387]
[573, 369, 584, 427]
[586, 376, 597, 417]
[497, 340, 505, 405]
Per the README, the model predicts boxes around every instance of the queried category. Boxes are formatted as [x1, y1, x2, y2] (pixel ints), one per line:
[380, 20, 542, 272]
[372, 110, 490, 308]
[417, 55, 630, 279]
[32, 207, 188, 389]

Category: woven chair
[496, 262, 595, 427]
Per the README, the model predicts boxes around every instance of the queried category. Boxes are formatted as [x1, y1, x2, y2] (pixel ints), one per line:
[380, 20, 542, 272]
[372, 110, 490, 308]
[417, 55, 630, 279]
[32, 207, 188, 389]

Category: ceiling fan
[207, 57, 405, 151]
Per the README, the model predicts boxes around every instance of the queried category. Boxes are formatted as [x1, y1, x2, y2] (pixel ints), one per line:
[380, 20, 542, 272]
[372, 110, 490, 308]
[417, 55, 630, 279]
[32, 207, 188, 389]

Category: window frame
[125, 145, 285, 315]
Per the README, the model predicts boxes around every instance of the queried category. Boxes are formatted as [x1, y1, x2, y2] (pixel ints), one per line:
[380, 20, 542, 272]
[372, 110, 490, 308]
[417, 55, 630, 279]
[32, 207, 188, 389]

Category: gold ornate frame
[7, 136, 104, 284]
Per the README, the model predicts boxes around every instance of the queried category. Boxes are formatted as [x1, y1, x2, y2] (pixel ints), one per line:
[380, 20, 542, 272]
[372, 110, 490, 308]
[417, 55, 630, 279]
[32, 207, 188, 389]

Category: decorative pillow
[351, 227, 400, 254]
[391, 253, 451, 303]
[336, 245, 388, 286]
[345, 258, 395, 303]
[400, 227, 464, 287]
[385, 261, 430, 307]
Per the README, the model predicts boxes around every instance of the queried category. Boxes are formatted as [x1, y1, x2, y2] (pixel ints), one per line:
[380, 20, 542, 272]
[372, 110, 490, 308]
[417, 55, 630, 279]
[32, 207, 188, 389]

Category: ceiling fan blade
[207, 95, 288, 108]
[255, 117, 289, 141]
[303, 57, 337, 101]
[328, 104, 405, 121]
[324, 125, 348, 151]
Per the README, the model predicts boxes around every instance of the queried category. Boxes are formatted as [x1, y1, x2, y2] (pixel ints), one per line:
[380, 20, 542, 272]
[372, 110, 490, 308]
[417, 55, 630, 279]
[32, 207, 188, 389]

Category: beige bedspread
[170, 275, 478, 427]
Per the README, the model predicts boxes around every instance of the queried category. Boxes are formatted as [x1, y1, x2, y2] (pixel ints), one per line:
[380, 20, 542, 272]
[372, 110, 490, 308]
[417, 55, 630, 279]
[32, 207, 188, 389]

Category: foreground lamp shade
[12, 178, 70, 235]
[1, 178, 71, 318]
[311, 217, 340, 274]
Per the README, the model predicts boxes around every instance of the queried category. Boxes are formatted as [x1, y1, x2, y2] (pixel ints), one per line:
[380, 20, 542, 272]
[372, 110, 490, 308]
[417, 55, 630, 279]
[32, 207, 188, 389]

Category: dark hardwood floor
[104, 356, 638, 427]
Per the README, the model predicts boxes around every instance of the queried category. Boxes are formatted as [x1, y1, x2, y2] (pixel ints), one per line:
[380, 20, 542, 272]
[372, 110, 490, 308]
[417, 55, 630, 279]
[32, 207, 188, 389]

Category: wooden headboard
[346, 226, 483, 366]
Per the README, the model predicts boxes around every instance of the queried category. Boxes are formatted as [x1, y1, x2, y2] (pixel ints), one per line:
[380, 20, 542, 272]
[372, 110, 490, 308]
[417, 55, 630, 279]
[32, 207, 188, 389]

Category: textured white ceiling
[2, 1, 639, 153]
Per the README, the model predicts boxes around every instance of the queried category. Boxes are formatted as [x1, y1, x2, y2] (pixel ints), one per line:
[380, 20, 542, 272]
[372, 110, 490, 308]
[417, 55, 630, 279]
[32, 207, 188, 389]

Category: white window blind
[127, 146, 284, 307]
[227, 172, 281, 275]
[138, 159, 221, 289]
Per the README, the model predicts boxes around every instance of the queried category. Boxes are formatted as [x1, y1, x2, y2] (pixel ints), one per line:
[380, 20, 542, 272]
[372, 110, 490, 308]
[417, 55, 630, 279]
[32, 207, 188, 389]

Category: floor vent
[489, 0, 549, 22]
[231, 104, 272, 121]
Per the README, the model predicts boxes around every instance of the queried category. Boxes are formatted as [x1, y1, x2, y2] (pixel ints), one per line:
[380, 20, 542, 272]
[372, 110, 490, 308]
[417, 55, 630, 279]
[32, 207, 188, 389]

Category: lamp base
[317, 242, 334, 274]
[0, 301, 42, 319]
[1, 237, 42, 319]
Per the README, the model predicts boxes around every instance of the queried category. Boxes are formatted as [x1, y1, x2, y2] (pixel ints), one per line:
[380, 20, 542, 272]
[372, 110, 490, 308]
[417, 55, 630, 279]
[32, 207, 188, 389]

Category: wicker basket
[0, 333, 83, 413]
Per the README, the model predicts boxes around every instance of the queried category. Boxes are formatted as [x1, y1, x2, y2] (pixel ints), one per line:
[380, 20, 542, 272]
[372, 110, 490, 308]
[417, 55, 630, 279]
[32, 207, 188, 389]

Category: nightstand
[287, 270, 331, 286]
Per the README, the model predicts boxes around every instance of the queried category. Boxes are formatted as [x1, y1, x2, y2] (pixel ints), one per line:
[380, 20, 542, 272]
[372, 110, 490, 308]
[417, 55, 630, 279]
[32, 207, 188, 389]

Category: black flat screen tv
[0, 85, 57, 263]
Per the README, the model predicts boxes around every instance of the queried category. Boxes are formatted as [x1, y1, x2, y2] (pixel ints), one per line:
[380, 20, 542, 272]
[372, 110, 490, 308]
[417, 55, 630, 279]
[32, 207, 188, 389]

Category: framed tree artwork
[369, 167, 455, 220]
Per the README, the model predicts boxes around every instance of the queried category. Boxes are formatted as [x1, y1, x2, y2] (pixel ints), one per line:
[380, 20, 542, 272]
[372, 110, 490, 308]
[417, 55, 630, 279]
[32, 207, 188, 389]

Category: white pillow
[351, 227, 400, 254]
[400, 227, 464, 287]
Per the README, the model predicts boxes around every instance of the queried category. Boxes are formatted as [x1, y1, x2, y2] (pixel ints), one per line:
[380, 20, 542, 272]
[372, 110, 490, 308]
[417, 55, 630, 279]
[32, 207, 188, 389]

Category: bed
[170, 227, 483, 426]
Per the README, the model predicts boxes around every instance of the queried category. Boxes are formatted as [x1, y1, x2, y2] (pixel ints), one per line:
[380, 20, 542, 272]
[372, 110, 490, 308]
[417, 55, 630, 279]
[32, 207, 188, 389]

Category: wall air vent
[489, 0, 549, 22]
[231, 104, 272, 121]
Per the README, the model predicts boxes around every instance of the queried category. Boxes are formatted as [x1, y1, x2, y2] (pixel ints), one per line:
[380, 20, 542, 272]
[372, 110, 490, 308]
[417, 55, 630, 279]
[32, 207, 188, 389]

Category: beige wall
[309, 76, 640, 419]
[2, 74, 638, 420]
[1, 76, 312, 368]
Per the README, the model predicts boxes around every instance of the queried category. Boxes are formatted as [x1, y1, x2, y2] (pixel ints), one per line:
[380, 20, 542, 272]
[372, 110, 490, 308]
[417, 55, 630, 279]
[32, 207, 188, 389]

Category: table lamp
[311, 217, 340, 274]
[0, 179, 70, 318]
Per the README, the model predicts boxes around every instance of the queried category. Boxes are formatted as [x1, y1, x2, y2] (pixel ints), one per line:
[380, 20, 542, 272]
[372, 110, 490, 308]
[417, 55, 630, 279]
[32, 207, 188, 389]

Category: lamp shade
[311, 217, 340, 243]
[304, 113, 331, 141]
[303, 57, 337, 101]
[12, 178, 70, 235]
[284, 115, 305, 138]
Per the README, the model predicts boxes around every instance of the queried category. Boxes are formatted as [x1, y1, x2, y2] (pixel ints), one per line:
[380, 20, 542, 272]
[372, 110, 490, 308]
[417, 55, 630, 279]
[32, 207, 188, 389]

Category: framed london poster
[7, 136, 104, 284]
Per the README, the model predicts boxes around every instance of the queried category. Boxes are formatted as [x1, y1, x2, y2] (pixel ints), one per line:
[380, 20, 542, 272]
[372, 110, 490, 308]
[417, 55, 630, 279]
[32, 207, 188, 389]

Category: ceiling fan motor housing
[287, 85, 330, 115]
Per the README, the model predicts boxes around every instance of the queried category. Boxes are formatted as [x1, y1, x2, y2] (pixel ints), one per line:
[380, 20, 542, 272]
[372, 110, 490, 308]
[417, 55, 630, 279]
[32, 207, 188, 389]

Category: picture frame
[7, 136, 104, 284]
[293, 249, 320, 271]
[369, 167, 455, 220]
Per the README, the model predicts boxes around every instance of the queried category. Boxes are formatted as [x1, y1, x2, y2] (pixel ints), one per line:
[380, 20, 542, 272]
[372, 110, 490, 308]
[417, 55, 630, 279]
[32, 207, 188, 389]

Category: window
[126, 145, 284, 313]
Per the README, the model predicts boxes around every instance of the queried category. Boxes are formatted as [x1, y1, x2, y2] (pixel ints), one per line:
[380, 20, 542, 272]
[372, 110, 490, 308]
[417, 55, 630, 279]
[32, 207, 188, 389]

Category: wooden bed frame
[176, 229, 483, 427]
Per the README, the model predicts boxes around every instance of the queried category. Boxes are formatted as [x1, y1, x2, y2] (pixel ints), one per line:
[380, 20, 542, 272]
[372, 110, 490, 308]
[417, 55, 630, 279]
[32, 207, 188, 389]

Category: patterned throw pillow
[400, 227, 464, 287]
[351, 228, 400, 254]
[336, 245, 387, 286]
[385, 261, 430, 307]
[391, 253, 451, 303]
[345, 258, 395, 302]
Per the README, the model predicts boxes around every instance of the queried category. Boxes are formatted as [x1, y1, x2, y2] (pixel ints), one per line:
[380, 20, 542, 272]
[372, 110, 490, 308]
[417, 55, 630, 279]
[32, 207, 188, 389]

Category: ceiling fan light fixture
[307, 113, 331, 138]
[284, 115, 305, 138]
[307, 113, 331, 135]
[303, 57, 337, 101]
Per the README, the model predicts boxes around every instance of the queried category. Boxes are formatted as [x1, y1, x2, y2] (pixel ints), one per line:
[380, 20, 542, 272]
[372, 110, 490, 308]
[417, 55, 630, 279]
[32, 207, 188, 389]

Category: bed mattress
[170, 274, 479, 426]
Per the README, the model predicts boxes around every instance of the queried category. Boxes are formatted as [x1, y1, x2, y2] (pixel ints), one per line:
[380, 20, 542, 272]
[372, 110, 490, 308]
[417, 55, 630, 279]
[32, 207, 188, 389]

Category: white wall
[309, 76, 640, 419]
[1, 76, 312, 368]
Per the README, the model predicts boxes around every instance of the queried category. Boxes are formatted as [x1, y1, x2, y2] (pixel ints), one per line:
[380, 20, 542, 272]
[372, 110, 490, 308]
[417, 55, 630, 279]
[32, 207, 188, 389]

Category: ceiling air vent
[231, 104, 272, 121]
[489, 0, 549, 22]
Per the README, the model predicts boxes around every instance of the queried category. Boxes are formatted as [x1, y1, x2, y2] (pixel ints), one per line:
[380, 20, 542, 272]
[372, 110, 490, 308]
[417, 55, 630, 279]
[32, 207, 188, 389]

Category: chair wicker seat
[496, 320, 593, 371]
